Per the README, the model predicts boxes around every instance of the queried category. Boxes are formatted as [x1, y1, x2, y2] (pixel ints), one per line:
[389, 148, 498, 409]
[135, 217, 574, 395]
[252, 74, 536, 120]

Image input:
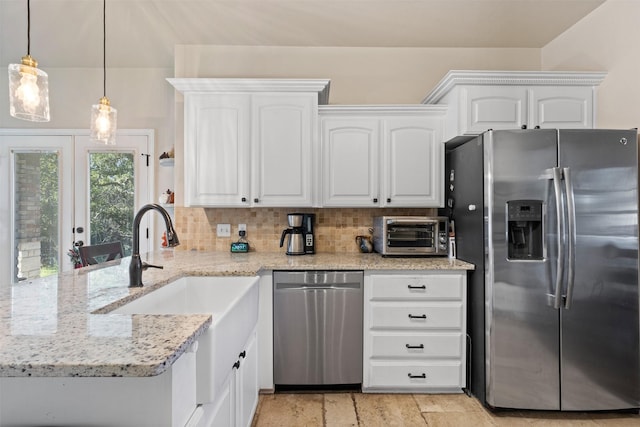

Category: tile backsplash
[174, 207, 436, 253]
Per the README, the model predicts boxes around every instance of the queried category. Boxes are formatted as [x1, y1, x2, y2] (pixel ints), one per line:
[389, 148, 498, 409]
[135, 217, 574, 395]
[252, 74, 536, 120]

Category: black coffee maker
[302, 213, 315, 254]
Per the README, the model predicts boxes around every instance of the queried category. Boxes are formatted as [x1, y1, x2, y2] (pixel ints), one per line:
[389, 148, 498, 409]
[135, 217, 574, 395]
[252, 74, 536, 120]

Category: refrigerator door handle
[551, 167, 566, 310]
[563, 167, 576, 309]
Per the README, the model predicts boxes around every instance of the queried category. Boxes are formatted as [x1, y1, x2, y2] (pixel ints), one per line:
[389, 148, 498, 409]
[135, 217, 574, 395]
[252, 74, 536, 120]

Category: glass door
[0, 135, 73, 282]
[0, 131, 153, 284]
[73, 134, 152, 259]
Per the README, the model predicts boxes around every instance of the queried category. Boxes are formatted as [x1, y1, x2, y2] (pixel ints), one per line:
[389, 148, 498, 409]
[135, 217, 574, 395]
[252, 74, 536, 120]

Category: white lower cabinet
[0, 348, 199, 427]
[202, 329, 259, 427]
[235, 330, 259, 427]
[363, 271, 467, 393]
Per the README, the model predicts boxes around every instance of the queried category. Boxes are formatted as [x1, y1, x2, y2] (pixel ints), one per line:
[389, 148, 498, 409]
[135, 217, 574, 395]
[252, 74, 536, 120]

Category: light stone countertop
[0, 251, 474, 378]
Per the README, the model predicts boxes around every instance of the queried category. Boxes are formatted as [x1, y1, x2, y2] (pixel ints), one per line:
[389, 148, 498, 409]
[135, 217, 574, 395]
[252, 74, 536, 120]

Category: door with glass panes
[0, 131, 152, 283]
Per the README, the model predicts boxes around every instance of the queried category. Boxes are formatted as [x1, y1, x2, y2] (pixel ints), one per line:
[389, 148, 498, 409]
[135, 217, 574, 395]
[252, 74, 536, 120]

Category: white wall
[543, 0, 640, 129]
[175, 45, 541, 104]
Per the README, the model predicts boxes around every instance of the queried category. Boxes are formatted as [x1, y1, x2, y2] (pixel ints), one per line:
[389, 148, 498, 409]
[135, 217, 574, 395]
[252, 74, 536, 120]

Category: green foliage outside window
[89, 153, 134, 257]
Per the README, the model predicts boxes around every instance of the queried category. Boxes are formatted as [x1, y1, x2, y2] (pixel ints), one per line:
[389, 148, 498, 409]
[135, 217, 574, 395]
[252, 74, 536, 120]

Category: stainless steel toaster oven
[372, 216, 449, 256]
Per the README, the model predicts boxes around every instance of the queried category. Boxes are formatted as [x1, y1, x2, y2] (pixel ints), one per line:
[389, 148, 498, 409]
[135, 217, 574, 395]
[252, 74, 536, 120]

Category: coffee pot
[280, 214, 306, 255]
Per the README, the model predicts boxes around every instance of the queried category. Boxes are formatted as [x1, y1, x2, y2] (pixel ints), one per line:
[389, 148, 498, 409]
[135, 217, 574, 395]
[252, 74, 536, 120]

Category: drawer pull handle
[408, 314, 427, 319]
[407, 285, 426, 290]
[408, 373, 426, 379]
[406, 344, 424, 349]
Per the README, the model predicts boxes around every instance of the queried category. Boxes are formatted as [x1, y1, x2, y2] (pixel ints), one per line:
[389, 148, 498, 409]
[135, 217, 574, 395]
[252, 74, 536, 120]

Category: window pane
[13, 152, 59, 281]
[89, 152, 134, 256]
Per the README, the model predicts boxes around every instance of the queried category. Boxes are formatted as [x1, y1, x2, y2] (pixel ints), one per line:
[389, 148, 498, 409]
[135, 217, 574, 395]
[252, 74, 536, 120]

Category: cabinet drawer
[370, 304, 462, 329]
[369, 362, 462, 388]
[370, 275, 463, 300]
[370, 333, 462, 358]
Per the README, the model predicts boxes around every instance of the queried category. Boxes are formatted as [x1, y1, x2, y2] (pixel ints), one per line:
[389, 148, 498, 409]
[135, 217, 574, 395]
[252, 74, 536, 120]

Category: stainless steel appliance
[280, 213, 316, 255]
[273, 270, 363, 388]
[280, 213, 305, 255]
[443, 129, 640, 411]
[372, 216, 449, 256]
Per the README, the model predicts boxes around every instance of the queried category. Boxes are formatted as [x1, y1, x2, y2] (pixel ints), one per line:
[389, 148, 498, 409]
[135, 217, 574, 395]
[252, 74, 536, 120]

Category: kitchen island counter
[0, 251, 473, 378]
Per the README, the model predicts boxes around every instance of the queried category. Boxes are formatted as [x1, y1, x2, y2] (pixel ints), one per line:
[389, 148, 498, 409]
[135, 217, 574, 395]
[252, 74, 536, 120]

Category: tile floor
[251, 392, 640, 426]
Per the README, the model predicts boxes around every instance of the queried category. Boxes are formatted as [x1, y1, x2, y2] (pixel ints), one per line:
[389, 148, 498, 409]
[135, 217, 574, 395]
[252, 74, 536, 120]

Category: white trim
[167, 78, 332, 104]
[319, 104, 448, 116]
[0, 129, 154, 137]
[422, 70, 608, 104]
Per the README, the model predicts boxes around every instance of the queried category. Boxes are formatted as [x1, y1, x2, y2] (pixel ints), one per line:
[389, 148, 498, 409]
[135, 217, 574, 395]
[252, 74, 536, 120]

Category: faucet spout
[129, 203, 180, 287]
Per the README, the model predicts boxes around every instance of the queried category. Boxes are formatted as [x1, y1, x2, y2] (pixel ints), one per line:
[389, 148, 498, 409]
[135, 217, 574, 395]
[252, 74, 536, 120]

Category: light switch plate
[217, 223, 231, 237]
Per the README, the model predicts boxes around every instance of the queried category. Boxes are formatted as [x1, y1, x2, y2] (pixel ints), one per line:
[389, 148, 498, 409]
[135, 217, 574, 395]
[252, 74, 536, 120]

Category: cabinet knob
[254, 198, 259, 203]
[521, 124, 528, 129]
[233, 360, 240, 370]
[373, 198, 378, 203]
[241, 197, 247, 203]
[387, 198, 391, 203]
[239, 350, 246, 359]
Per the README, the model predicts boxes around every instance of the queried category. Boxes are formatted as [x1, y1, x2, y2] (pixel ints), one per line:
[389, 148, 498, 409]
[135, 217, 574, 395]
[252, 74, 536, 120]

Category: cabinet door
[461, 86, 527, 134]
[251, 94, 315, 206]
[530, 86, 593, 129]
[236, 331, 258, 427]
[184, 94, 251, 206]
[382, 117, 444, 207]
[321, 117, 380, 207]
[208, 376, 233, 427]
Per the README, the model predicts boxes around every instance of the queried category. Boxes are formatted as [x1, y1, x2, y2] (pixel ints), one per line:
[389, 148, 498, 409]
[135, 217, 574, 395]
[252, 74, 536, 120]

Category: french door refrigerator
[444, 129, 640, 411]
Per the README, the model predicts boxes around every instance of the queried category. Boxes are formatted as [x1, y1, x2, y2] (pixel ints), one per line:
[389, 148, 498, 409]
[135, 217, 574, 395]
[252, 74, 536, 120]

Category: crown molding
[167, 78, 331, 104]
[422, 70, 607, 104]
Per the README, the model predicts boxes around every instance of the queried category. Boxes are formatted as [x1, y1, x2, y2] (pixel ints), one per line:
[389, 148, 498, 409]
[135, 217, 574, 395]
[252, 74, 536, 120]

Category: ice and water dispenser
[507, 200, 543, 260]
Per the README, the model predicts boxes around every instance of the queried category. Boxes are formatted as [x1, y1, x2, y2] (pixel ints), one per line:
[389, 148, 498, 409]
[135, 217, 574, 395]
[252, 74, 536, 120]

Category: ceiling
[0, 0, 606, 69]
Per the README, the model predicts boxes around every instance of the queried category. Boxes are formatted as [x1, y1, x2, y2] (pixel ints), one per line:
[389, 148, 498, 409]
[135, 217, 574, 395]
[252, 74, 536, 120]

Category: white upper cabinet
[320, 106, 446, 208]
[168, 79, 330, 207]
[422, 71, 606, 141]
[321, 116, 381, 207]
[183, 93, 251, 207]
[251, 94, 314, 207]
[383, 117, 443, 207]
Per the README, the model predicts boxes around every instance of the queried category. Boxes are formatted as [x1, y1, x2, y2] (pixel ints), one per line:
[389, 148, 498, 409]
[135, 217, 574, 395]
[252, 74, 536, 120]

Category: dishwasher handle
[274, 282, 362, 291]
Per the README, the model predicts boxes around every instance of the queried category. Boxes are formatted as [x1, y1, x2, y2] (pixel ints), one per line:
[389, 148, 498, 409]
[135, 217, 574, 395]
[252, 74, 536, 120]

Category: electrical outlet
[238, 224, 247, 233]
[216, 223, 231, 237]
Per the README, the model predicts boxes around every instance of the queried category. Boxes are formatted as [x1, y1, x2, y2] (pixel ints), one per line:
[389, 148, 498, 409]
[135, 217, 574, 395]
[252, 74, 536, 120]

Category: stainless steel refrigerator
[444, 129, 640, 411]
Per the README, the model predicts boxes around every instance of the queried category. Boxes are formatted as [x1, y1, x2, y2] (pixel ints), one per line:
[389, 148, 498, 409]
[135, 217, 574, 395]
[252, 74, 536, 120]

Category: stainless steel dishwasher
[273, 270, 363, 389]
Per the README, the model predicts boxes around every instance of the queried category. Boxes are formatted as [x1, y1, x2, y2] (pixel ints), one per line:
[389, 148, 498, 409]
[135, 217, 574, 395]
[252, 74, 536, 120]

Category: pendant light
[7, 0, 50, 122]
[90, 0, 117, 145]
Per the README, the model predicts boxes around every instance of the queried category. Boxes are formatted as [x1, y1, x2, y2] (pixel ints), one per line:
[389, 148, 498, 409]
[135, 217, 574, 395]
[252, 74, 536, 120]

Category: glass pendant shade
[8, 55, 50, 122]
[90, 96, 117, 145]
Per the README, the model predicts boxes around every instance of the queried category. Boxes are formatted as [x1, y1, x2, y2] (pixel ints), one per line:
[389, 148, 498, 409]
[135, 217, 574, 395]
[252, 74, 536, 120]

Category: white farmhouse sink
[112, 276, 260, 404]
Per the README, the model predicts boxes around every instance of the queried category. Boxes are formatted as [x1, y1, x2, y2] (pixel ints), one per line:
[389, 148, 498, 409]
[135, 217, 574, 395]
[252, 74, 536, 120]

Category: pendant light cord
[103, 0, 107, 97]
[27, 0, 31, 55]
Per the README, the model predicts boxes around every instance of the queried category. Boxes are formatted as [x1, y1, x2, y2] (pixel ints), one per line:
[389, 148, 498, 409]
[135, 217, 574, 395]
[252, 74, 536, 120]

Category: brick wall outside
[14, 154, 42, 280]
